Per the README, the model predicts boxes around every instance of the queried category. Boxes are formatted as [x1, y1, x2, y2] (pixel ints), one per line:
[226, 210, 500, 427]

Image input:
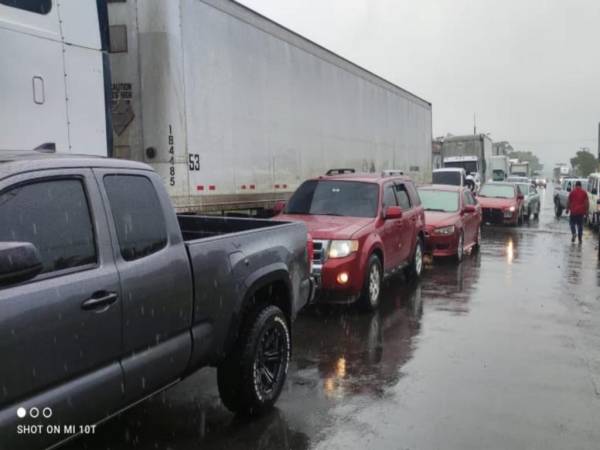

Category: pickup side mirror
[273, 200, 286, 214]
[0, 242, 43, 287]
[463, 205, 476, 214]
[385, 206, 403, 219]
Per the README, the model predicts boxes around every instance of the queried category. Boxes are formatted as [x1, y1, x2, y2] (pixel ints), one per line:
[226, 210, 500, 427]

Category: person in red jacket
[567, 180, 589, 243]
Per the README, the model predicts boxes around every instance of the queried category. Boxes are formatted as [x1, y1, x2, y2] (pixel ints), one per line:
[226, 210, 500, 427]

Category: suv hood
[277, 214, 372, 239]
[477, 197, 515, 209]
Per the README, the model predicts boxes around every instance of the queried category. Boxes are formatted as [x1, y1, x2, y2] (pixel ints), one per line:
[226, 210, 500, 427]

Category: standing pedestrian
[566, 180, 589, 243]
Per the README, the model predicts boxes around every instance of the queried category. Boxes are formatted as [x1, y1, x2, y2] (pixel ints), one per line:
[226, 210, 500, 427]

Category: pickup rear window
[285, 180, 379, 218]
[0, 179, 96, 274]
[104, 175, 167, 261]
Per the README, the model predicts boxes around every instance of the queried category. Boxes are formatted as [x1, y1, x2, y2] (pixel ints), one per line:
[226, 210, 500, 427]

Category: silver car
[513, 182, 541, 220]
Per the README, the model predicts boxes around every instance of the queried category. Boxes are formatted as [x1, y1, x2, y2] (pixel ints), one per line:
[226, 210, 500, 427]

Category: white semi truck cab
[442, 155, 482, 191]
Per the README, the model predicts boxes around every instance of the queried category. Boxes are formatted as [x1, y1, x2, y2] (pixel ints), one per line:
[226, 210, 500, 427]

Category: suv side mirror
[463, 205, 476, 214]
[0, 242, 43, 287]
[273, 200, 286, 214]
[385, 206, 403, 219]
[517, 193, 524, 200]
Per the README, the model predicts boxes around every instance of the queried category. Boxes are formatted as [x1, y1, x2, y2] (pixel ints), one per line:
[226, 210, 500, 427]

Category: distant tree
[570, 150, 598, 177]
[508, 151, 543, 172]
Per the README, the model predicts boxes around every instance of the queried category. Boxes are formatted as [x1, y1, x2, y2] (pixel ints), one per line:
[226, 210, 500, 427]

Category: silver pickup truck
[0, 153, 314, 449]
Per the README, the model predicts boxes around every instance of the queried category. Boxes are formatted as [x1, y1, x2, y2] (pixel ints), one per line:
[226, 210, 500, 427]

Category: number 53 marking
[188, 154, 200, 171]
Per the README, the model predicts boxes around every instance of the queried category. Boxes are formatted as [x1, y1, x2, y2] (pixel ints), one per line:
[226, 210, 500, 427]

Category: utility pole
[473, 113, 477, 136]
[597, 121, 600, 161]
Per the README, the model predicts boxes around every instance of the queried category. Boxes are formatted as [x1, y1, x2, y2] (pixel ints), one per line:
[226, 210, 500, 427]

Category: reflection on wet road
[69, 186, 600, 450]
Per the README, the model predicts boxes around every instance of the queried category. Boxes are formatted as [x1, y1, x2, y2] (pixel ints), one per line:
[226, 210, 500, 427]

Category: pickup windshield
[479, 184, 515, 198]
[285, 180, 379, 218]
[418, 189, 459, 213]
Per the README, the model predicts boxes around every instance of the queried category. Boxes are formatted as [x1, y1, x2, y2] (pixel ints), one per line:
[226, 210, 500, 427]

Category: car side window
[405, 181, 421, 206]
[383, 184, 398, 208]
[0, 178, 97, 275]
[104, 175, 167, 261]
[395, 184, 411, 210]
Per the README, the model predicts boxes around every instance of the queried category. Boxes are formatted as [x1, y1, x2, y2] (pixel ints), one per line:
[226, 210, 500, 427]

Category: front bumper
[424, 231, 459, 257]
[482, 207, 518, 225]
[311, 252, 364, 304]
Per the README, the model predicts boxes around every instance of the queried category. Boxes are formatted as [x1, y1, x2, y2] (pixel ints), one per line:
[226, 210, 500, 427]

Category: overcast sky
[239, 0, 600, 172]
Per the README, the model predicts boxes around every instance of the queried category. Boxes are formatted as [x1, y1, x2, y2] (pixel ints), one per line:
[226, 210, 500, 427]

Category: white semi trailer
[1, 0, 432, 213]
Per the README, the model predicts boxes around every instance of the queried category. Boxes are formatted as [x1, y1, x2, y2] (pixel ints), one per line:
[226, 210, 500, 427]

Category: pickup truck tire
[358, 254, 383, 311]
[217, 305, 290, 415]
[555, 202, 563, 218]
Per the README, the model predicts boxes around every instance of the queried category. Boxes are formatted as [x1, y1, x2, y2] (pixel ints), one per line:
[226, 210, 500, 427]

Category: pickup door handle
[81, 292, 118, 311]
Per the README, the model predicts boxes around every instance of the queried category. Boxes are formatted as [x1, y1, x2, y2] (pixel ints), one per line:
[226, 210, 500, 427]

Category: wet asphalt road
[68, 186, 600, 450]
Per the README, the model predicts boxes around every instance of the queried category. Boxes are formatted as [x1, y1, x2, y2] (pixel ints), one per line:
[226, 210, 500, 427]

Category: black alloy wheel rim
[256, 321, 287, 397]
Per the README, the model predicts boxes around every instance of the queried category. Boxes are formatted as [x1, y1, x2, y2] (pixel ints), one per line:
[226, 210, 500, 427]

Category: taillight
[306, 232, 314, 271]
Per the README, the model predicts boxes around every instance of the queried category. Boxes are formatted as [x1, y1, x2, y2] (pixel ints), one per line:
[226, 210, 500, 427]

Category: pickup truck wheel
[359, 255, 382, 311]
[217, 305, 290, 415]
[555, 202, 562, 218]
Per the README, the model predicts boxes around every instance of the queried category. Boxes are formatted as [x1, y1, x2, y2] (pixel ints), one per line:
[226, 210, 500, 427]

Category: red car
[418, 185, 482, 261]
[477, 182, 525, 225]
[277, 171, 425, 311]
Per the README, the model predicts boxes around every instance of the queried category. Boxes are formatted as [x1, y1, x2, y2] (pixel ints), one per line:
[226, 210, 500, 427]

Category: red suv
[277, 171, 425, 310]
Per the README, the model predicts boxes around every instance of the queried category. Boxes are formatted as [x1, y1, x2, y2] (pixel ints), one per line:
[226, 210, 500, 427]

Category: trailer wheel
[217, 305, 290, 415]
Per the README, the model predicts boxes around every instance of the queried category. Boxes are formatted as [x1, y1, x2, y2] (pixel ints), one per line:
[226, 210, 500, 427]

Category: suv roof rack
[381, 169, 404, 177]
[326, 168, 355, 175]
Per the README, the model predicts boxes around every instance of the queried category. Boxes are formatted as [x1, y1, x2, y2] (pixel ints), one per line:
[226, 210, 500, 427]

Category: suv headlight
[507, 206, 516, 212]
[328, 240, 359, 258]
[434, 225, 455, 235]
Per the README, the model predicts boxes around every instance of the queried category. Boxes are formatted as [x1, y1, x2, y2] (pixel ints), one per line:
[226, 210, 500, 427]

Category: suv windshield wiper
[425, 208, 447, 212]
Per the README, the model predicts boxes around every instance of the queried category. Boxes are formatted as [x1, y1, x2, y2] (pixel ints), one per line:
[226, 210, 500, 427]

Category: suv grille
[482, 208, 504, 223]
[312, 240, 329, 272]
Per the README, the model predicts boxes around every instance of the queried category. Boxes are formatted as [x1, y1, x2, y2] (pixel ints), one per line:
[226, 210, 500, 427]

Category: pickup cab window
[103, 175, 167, 261]
[0, 179, 96, 275]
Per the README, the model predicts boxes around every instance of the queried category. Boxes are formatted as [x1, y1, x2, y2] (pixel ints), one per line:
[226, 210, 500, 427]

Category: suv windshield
[479, 184, 515, 198]
[418, 189, 459, 212]
[432, 171, 462, 186]
[285, 180, 379, 218]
